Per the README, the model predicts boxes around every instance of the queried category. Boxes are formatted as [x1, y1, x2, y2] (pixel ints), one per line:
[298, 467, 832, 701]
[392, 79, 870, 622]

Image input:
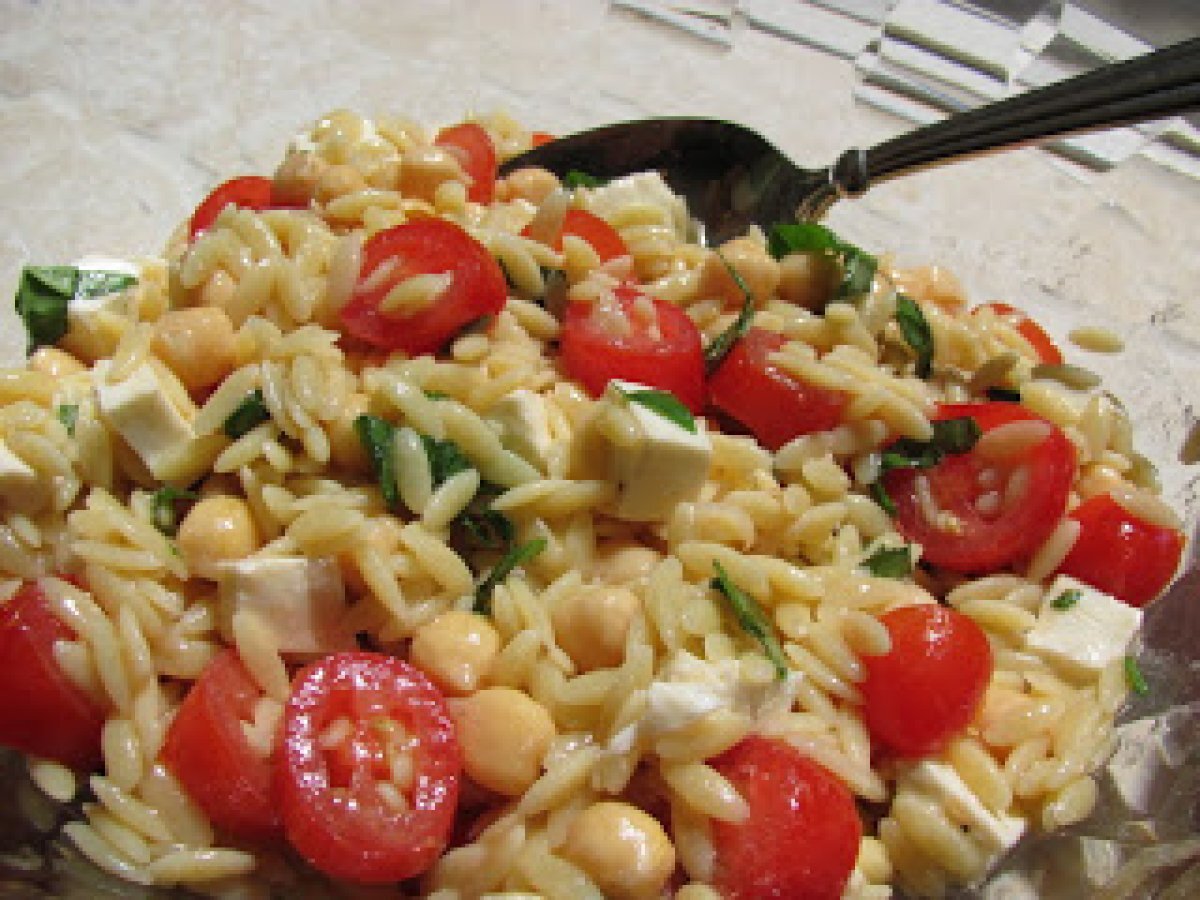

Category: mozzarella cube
[489, 389, 553, 472]
[908, 760, 1027, 858]
[219, 556, 357, 656]
[0, 436, 40, 510]
[94, 360, 195, 479]
[601, 380, 712, 522]
[644, 650, 740, 735]
[582, 172, 689, 242]
[1026, 575, 1142, 677]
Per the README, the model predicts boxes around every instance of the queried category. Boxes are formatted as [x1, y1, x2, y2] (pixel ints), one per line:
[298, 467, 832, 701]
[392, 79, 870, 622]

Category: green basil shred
[474, 538, 548, 615]
[862, 545, 913, 579]
[1051, 588, 1082, 610]
[766, 222, 877, 303]
[562, 170, 605, 190]
[871, 416, 983, 515]
[421, 435, 472, 487]
[14, 265, 137, 354]
[614, 385, 696, 434]
[222, 390, 271, 439]
[703, 251, 755, 373]
[895, 294, 933, 379]
[1124, 655, 1149, 695]
[56, 404, 79, 436]
[151, 486, 199, 536]
[711, 561, 788, 680]
[354, 414, 400, 511]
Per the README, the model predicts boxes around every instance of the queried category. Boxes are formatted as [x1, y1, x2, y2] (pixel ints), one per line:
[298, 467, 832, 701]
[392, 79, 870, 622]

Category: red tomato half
[279, 652, 461, 884]
[979, 302, 1063, 366]
[708, 327, 848, 450]
[523, 209, 629, 263]
[339, 218, 508, 356]
[0, 582, 105, 770]
[711, 736, 861, 900]
[1055, 493, 1184, 607]
[560, 285, 706, 413]
[434, 123, 497, 204]
[161, 650, 281, 843]
[861, 604, 993, 757]
[883, 402, 1076, 573]
[188, 176, 276, 240]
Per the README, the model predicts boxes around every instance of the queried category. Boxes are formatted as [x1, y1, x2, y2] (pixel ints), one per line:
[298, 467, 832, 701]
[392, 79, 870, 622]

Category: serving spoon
[500, 36, 1200, 245]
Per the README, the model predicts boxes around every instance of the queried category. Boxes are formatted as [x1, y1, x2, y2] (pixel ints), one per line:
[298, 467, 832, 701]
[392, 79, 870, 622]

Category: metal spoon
[500, 36, 1200, 245]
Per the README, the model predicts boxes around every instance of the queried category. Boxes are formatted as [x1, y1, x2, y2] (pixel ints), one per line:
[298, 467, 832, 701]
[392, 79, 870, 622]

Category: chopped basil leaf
[562, 170, 605, 190]
[986, 387, 1022, 403]
[1124, 655, 1149, 695]
[474, 538, 548, 615]
[711, 561, 788, 680]
[421, 435, 472, 486]
[423, 389, 451, 401]
[766, 222, 876, 303]
[151, 486, 198, 536]
[456, 504, 515, 552]
[870, 479, 896, 516]
[56, 404, 79, 436]
[354, 414, 399, 511]
[14, 265, 136, 354]
[839, 248, 877, 301]
[895, 294, 933, 379]
[222, 390, 271, 439]
[870, 417, 981, 516]
[862, 545, 913, 578]
[1051, 588, 1082, 610]
[703, 251, 755, 373]
[614, 384, 696, 434]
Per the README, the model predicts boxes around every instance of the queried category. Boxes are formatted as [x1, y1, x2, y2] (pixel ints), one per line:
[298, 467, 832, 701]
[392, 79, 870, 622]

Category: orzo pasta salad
[0, 109, 1186, 898]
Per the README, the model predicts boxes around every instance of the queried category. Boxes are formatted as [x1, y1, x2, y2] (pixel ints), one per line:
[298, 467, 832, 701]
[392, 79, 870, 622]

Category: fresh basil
[474, 538, 548, 615]
[862, 545, 913, 579]
[222, 390, 271, 439]
[421, 435, 472, 487]
[766, 222, 877, 303]
[870, 479, 897, 516]
[895, 294, 933, 379]
[14, 265, 137, 354]
[985, 387, 1022, 403]
[870, 416, 981, 517]
[354, 414, 400, 511]
[151, 486, 198, 536]
[56, 404, 79, 437]
[1124, 655, 1149, 696]
[1051, 588, 1082, 610]
[703, 251, 755, 373]
[455, 503, 515, 553]
[711, 561, 788, 680]
[562, 170, 605, 190]
[614, 384, 696, 434]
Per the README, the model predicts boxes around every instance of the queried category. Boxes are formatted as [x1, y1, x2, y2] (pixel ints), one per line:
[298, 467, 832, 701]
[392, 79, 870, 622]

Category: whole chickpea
[398, 145, 467, 205]
[151, 307, 236, 392]
[28, 347, 86, 378]
[561, 800, 676, 900]
[552, 584, 640, 672]
[697, 237, 781, 309]
[590, 540, 661, 585]
[313, 163, 368, 204]
[272, 151, 327, 207]
[777, 251, 841, 310]
[496, 167, 560, 205]
[410, 611, 499, 696]
[453, 687, 555, 796]
[176, 496, 260, 579]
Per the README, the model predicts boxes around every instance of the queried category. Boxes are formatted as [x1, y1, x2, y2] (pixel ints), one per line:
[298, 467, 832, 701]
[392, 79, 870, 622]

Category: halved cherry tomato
[0, 581, 105, 771]
[861, 604, 993, 757]
[434, 123, 497, 204]
[559, 284, 706, 413]
[710, 736, 861, 900]
[978, 302, 1063, 366]
[279, 652, 461, 884]
[188, 176, 277, 241]
[529, 131, 556, 148]
[523, 208, 628, 262]
[338, 218, 508, 357]
[161, 649, 281, 843]
[1055, 493, 1184, 607]
[883, 402, 1076, 573]
[708, 327, 848, 450]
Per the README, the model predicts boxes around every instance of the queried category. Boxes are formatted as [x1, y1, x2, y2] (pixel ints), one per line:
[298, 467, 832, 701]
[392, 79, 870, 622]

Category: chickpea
[28, 347, 86, 378]
[590, 540, 660, 585]
[561, 801, 676, 900]
[697, 238, 780, 309]
[313, 163, 368, 204]
[151, 307, 236, 392]
[777, 251, 840, 310]
[328, 392, 371, 473]
[398, 145, 467, 205]
[496, 166, 559, 205]
[176, 496, 260, 579]
[410, 611, 499, 695]
[453, 687, 555, 796]
[552, 584, 639, 672]
[272, 151, 327, 207]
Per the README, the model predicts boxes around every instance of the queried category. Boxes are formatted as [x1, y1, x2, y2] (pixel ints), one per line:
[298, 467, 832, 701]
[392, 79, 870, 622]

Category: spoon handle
[803, 36, 1200, 218]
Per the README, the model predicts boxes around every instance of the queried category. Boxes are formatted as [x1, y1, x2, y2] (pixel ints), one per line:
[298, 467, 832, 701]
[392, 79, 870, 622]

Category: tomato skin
[188, 176, 277, 240]
[529, 131, 556, 148]
[434, 123, 497, 204]
[710, 736, 861, 900]
[0, 582, 105, 771]
[279, 652, 461, 884]
[884, 402, 1076, 574]
[524, 208, 628, 262]
[559, 285, 706, 413]
[1055, 493, 1184, 607]
[338, 218, 508, 357]
[979, 303, 1063, 365]
[862, 605, 993, 757]
[161, 649, 281, 843]
[708, 327, 848, 450]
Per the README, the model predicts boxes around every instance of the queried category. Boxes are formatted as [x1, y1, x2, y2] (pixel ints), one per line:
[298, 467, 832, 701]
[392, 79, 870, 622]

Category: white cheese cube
[219, 556, 357, 656]
[1026, 575, 1142, 677]
[0, 436, 40, 510]
[94, 360, 195, 479]
[602, 380, 712, 522]
[582, 172, 689, 242]
[489, 389, 553, 472]
[644, 650, 741, 735]
[908, 760, 1027, 858]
